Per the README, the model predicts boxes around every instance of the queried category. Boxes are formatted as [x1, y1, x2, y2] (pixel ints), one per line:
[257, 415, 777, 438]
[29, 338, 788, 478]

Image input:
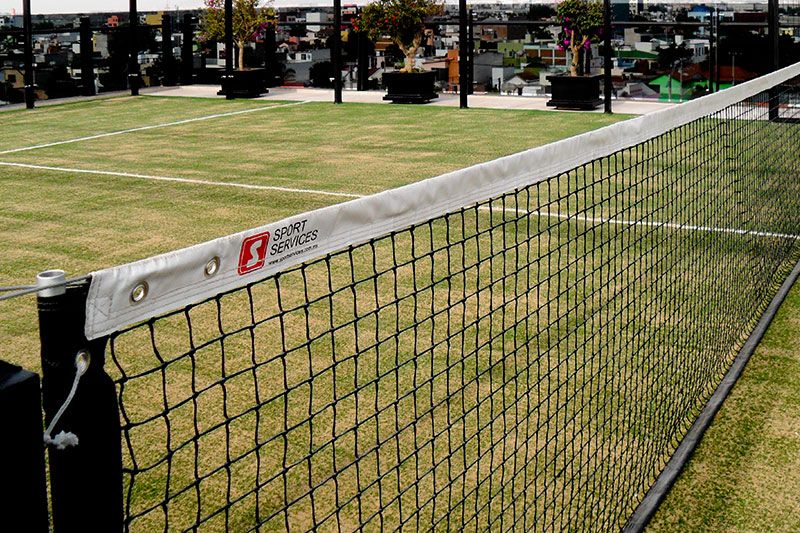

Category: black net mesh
[107, 82, 800, 531]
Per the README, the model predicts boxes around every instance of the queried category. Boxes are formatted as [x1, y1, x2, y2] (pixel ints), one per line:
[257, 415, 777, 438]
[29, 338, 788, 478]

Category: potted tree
[546, 0, 604, 110]
[354, 0, 442, 103]
[201, 0, 273, 97]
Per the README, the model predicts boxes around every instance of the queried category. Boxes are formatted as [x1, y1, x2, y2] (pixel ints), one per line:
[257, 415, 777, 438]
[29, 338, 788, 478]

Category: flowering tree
[354, 0, 441, 73]
[200, 0, 273, 71]
[556, 0, 604, 76]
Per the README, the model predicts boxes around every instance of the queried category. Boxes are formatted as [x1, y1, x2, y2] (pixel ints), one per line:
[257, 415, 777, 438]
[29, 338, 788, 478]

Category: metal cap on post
[37, 271, 122, 532]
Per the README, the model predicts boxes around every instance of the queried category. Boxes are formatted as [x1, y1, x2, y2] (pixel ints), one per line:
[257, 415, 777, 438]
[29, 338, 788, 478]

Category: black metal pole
[603, 0, 612, 113]
[22, 0, 34, 109]
[224, 0, 234, 99]
[708, 14, 715, 93]
[768, 0, 779, 120]
[333, 0, 342, 103]
[128, 0, 139, 96]
[467, 9, 474, 95]
[79, 17, 95, 97]
[161, 14, 175, 86]
[458, 0, 468, 108]
[37, 273, 122, 532]
[181, 14, 194, 85]
[265, 24, 278, 87]
[714, 11, 720, 92]
[0, 361, 48, 532]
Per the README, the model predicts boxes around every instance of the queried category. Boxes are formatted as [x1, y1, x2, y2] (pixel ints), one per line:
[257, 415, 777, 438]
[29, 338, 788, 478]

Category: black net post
[161, 14, 175, 86]
[603, 0, 612, 113]
[79, 17, 96, 97]
[458, 0, 468, 108]
[180, 14, 194, 85]
[0, 361, 48, 532]
[22, 0, 34, 109]
[37, 271, 122, 532]
[224, 0, 234, 99]
[128, 0, 140, 96]
[333, 0, 343, 104]
[769, 0, 779, 120]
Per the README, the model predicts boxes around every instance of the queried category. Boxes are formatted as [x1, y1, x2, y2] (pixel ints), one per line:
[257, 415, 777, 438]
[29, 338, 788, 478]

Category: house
[648, 63, 757, 101]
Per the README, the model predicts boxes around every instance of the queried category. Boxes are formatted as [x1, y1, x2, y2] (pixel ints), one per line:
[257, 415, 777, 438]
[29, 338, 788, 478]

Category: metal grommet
[130, 281, 149, 303]
[205, 256, 220, 278]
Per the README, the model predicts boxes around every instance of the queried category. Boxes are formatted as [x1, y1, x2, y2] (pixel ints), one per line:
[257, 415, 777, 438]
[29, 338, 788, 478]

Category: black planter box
[546, 73, 602, 110]
[383, 71, 438, 104]
[217, 68, 268, 98]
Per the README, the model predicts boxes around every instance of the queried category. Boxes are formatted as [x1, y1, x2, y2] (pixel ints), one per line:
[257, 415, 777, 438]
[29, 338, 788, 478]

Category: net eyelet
[205, 257, 220, 278]
[130, 282, 149, 304]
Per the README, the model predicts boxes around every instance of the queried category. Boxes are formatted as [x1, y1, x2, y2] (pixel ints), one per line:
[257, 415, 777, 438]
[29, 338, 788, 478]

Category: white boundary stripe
[0, 101, 309, 155]
[0, 161, 362, 199]
[84, 62, 800, 340]
[487, 207, 800, 241]
[5, 159, 792, 240]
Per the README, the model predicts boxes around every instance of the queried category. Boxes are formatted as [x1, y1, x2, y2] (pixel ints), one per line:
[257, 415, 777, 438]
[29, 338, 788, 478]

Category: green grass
[648, 281, 800, 532]
[1, 95, 799, 532]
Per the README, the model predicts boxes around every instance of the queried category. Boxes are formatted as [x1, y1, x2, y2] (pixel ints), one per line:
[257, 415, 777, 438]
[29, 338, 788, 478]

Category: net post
[22, 0, 34, 109]
[180, 14, 194, 85]
[0, 361, 48, 532]
[161, 14, 175, 87]
[37, 271, 122, 532]
[128, 0, 140, 96]
[458, 0, 468, 108]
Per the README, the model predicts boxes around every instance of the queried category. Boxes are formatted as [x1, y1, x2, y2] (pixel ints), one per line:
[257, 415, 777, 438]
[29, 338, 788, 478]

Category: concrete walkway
[147, 84, 676, 115]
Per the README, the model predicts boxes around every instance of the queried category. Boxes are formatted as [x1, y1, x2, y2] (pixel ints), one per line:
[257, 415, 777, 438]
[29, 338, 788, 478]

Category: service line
[2, 159, 795, 241]
[0, 101, 310, 155]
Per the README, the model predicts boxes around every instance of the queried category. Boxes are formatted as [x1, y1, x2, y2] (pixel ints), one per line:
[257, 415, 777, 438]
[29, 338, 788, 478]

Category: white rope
[43, 352, 90, 450]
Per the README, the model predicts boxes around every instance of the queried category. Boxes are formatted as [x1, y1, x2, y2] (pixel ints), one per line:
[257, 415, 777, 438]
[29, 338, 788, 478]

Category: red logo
[238, 231, 270, 275]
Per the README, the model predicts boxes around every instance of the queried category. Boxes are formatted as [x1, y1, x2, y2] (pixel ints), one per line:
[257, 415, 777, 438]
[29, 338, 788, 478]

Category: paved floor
[0, 84, 675, 115]
[147, 85, 676, 115]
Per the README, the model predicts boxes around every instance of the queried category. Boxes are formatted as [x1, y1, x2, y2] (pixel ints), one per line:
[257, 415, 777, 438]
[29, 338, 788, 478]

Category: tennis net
[61, 64, 800, 531]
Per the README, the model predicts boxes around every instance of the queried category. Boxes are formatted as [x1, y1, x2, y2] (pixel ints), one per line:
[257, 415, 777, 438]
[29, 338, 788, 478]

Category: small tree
[200, 0, 273, 71]
[354, 0, 442, 73]
[555, 0, 603, 76]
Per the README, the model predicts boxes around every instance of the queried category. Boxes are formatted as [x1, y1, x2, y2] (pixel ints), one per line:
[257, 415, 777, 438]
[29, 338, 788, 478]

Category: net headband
[84, 62, 800, 340]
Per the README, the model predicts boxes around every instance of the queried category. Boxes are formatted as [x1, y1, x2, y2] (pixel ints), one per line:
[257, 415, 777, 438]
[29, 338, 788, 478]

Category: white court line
[487, 206, 800, 241]
[0, 101, 310, 155]
[2, 159, 796, 241]
[0, 161, 362, 199]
